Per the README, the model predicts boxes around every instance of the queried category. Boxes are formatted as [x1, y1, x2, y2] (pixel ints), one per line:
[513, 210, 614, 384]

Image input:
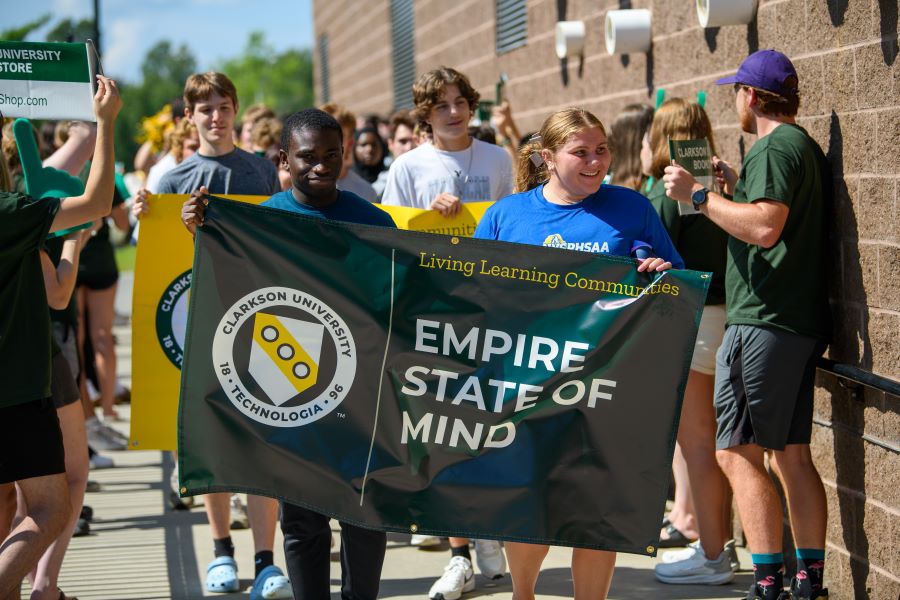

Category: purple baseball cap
[716, 49, 799, 96]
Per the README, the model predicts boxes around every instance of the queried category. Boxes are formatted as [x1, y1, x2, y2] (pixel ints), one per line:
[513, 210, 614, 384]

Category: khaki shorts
[690, 304, 726, 375]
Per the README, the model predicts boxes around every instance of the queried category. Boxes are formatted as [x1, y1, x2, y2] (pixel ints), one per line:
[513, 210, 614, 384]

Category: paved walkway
[37, 273, 755, 599]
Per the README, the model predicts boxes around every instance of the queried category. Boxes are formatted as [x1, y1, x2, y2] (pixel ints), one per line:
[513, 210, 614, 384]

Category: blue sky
[4, 0, 314, 83]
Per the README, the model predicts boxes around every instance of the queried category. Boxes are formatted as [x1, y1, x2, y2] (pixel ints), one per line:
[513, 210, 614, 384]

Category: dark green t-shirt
[726, 123, 831, 339]
[646, 180, 728, 305]
[0, 192, 61, 407]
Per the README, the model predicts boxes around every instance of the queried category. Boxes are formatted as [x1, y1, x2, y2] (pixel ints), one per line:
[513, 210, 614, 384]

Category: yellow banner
[130, 195, 493, 450]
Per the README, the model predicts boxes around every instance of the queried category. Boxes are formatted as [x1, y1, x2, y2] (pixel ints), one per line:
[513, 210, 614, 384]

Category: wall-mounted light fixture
[605, 9, 652, 55]
[696, 0, 758, 27]
[555, 20, 586, 59]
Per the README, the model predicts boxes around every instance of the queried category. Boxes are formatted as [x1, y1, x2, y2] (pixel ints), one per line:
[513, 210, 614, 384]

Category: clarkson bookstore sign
[0, 41, 100, 121]
[179, 198, 710, 555]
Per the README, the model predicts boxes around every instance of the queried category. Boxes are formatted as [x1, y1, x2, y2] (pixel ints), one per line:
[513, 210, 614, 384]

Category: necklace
[431, 138, 475, 197]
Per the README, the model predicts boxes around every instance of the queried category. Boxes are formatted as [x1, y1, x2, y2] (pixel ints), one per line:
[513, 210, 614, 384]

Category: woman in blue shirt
[474, 107, 682, 600]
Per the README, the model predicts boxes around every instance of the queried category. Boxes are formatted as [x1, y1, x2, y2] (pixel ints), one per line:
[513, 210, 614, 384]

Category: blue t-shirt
[262, 189, 396, 228]
[474, 184, 684, 268]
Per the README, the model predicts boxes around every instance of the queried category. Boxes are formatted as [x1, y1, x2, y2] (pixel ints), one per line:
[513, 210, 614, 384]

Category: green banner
[179, 198, 710, 555]
[0, 41, 96, 120]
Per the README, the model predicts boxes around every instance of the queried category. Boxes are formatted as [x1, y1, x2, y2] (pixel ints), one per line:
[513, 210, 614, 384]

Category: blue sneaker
[250, 565, 292, 600]
[205, 556, 239, 593]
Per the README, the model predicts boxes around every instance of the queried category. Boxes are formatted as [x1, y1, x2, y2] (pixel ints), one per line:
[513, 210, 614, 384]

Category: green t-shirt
[0, 192, 61, 407]
[646, 180, 728, 305]
[726, 123, 831, 339]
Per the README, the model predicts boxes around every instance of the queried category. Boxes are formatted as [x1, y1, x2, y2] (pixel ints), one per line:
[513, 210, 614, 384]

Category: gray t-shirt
[337, 169, 378, 203]
[157, 147, 279, 195]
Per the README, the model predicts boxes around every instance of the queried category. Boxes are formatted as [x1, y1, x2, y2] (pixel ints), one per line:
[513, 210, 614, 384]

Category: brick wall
[314, 0, 900, 596]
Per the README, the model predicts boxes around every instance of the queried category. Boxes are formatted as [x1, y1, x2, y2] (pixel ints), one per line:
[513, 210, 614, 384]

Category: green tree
[45, 18, 96, 43]
[218, 31, 313, 117]
[114, 41, 198, 169]
[0, 14, 51, 41]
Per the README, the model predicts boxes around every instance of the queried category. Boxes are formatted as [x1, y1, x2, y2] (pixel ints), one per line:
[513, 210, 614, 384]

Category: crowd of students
[1, 48, 830, 600]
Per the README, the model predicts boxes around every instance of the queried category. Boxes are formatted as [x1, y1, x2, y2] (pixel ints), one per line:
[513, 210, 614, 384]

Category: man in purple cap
[662, 49, 830, 600]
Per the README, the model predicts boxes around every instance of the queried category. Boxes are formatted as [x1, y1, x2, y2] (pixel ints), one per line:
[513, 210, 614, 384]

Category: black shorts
[714, 324, 825, 451]
[0, 398, 66, 483]
[51, 351, 81, 409]
[78, 270, 118, 291]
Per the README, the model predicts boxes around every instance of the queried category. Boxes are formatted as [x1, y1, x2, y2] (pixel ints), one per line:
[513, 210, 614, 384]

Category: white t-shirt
[145, 153, 177, 193]
[381, 139, 513, 209]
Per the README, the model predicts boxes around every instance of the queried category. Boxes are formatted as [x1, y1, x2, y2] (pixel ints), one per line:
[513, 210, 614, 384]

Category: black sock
[450, 544, 471, 561]
[751, 553, 784, 600]
[213, 536, 235, 558]
[254, 550, 274, 578]
[795, 549, 826, 597]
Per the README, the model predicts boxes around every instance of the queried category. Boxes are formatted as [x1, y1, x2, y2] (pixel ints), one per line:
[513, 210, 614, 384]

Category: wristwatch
[691, 187, 710, 211]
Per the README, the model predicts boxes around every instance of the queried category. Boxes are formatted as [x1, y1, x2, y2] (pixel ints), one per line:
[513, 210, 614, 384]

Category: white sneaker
[411, 534, 442, 547]
[86, 418, 126, 451]
[654, 542, 735, 585]
[474, 539, 506, 579]
[89, 453, 114, 469]
[229, 494, 250, 529]
[428, 556, 475, 600]
[662, 540, 701, 563]
[724, 539, 740, 571]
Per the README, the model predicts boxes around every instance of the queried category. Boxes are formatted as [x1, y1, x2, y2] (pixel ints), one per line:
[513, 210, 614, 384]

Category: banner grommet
[410, 524, 419, 533]
[451, 237, 460, 245]
[646, 545, 655, 554]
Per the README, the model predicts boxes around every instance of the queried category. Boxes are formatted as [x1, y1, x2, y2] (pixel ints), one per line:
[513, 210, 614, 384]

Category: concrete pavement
[32, 272, 754, 599]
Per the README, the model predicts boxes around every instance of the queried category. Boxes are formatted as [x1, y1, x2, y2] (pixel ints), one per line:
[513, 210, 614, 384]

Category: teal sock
[751, 553, 784, 600]
[795, 549, 826, 597]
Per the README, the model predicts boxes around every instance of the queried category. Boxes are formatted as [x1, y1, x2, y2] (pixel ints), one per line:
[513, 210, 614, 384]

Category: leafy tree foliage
[218, 32, 314, 118]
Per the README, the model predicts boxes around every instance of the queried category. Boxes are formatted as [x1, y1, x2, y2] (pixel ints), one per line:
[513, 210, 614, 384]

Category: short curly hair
[411, 67, 480, 134]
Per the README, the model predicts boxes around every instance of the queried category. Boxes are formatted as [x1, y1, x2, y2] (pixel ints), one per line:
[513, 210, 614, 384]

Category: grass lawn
[115, 244, 136, 272]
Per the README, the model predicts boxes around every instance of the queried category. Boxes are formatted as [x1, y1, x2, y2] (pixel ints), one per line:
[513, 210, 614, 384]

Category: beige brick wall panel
[793, 55, 826, 117]
[868, 309, 900, 379]
[855, 42, 898, 110]
[821, 50, 859, 114]
[877, 245, 900, 312]
[862, 387, 887, 440]
[755, 2, 780, 51]
[837, 111, 878, 174]
[838, 240, 878, 305]
[650, 0, 700, 35]
[795, 114, 831, 158]
[876, 572, 900, 600]
[882, 393, 900, 448]
[858, 178, 898, 245]
[863, 504, 896, 576]
[810, 425, 838, 481]
[774, 0, 808, 58]
[830, 174, 860, 244]
[875, 107, 900, 175]
[827, 302, 867, 367]
[806, 0, 877, 52]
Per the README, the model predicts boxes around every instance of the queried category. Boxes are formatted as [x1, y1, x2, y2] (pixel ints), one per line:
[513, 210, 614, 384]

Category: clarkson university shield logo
[249, 313, 324, 406]
[211, 287, 357, 427]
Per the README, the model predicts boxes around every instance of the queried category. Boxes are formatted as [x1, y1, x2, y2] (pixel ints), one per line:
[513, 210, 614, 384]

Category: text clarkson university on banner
[178, 198, 710, 554]
[130, 196, 492, 450]
[0, 41, 100, 121]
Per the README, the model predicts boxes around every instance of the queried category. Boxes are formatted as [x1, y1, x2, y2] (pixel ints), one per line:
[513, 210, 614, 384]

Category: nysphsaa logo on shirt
[212, 286, 356, 427]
